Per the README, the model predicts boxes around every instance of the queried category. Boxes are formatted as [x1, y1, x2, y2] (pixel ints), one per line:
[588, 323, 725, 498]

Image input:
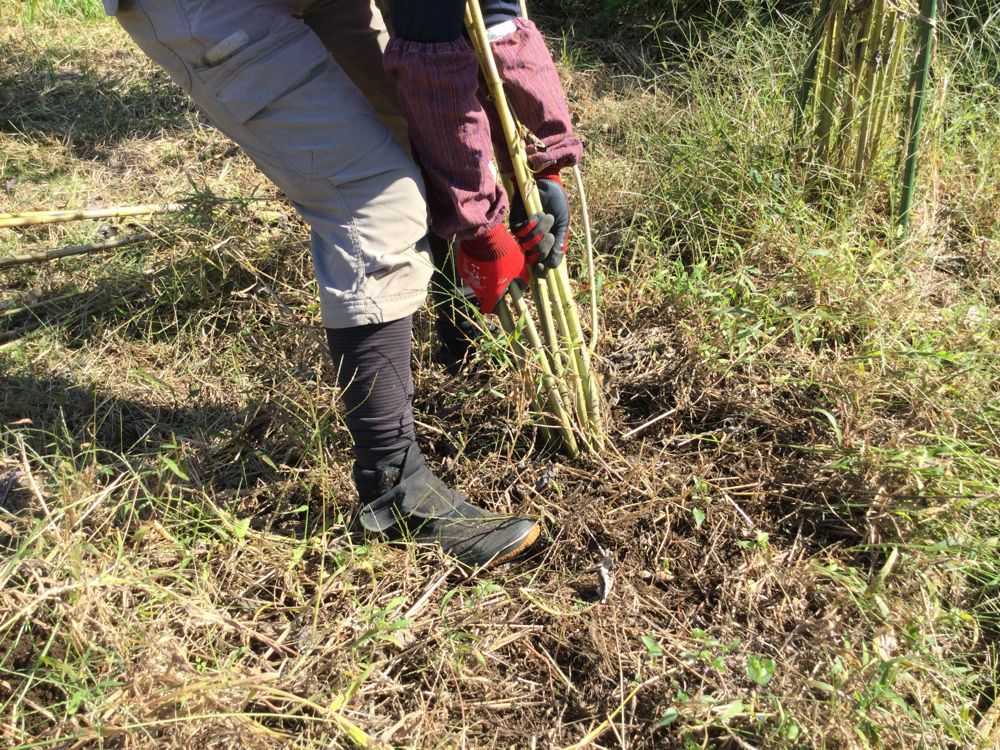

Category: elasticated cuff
[458, 223, 518, 261]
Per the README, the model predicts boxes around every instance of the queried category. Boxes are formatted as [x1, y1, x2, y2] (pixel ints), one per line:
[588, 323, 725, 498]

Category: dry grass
[2, 5, 999, 749]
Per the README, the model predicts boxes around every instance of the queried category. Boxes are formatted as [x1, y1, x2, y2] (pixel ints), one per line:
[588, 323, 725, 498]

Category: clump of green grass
[20, 0, 104, 24]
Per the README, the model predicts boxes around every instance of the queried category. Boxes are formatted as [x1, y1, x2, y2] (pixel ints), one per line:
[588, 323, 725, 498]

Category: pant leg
[327, 317, 415, 467]
[113, 0, 433, 328]
[302, 0, 410, 150]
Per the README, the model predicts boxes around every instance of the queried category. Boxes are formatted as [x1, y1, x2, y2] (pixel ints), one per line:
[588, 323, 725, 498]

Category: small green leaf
[233, 518, 250, 542]
[718, 699, 745, 721]
[641, 634, 663, 658]
[691, 508, 706, 528]
[746, 654, 776, 686]
[658, 707, 680, 726]
[812, 407, 843, 446]
[161, 456, 189, 481]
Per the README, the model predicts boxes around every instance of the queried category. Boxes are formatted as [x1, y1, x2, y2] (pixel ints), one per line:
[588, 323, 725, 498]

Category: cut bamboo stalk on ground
[0, 233, 151, 269]
[0, 203, 185, 228]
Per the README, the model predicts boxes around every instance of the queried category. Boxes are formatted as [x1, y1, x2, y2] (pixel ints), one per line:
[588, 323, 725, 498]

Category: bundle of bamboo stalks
[464, 0, 605, 456]
[795, 0, 938, 226]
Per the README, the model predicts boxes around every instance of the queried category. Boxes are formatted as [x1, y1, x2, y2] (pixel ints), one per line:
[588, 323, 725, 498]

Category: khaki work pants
[105, 0, 433, 328]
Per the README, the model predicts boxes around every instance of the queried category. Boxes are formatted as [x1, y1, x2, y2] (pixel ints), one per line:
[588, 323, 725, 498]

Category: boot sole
[490, 522, 541, 566]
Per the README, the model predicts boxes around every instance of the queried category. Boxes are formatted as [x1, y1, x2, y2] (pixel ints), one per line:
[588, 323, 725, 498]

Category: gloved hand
[510, 168, 569, 276]
[457, 223, 535, 315]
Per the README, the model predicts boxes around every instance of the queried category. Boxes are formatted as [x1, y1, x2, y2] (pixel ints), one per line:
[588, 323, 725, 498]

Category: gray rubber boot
[352, 443, 541, 568]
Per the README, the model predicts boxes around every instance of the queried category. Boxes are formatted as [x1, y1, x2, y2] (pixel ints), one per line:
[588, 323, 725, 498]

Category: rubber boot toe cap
[439, 516, 541, 568]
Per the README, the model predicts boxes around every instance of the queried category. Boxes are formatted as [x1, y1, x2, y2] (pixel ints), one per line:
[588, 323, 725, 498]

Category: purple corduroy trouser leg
[384, 38, 508, 242]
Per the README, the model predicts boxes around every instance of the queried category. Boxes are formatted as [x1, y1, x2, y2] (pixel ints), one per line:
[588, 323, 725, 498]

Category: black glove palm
[509, 172, 569, 276]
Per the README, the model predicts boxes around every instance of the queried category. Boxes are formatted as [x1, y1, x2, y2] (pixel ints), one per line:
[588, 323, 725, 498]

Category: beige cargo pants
[104, 0, 433, 328]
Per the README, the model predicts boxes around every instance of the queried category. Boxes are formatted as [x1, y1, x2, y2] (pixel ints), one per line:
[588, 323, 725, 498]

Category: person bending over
[105, 0, 581, 568]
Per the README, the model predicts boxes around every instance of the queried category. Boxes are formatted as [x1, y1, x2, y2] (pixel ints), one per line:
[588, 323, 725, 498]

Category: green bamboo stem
[530, 281, 565, 376]
[500, 172, 565, 381]
[553, 264, 604, 449]
[852, 0, 889, 182]
[498, 291, 579, 455]
[795, 0, 833, 140]
[571, 165, 600, 353]
[832, 2, 870, 168]
[835, 0, 879, 171]
[544, 270, 589, 432]
[866, 10, 907, 181]
[0, 203, 184, 229]
[898, 0, 937, 227]
[815, 0, 847, 161]
[530, 277, 581, 437]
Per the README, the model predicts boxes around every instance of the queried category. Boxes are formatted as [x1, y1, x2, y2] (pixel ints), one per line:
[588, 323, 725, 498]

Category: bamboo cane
[795, 0, 833, 140]
[510, 1, 603, 432]
[0, 203, 185, 229]
[571, 166, 599, 353]
[0, 233, 151, 269]
[466, 20, 568, 382]
[0, 289, 83, 319]
[465, 0, 604, 451]
[833, 0, 874, 170]
[815, 0, 847, 161]
[898, 0, 937, 227]
[490, 0, 601, 449]
[865, 8, 907, 181]
[851, 0, 889, 183]
[497, 292, 579, 455]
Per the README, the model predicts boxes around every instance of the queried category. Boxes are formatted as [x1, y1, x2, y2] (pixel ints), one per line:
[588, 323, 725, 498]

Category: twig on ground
[622, 407, 678, 439]
[595, 548, 615, 604]
[0, 233, 151, 269]
[558, 680, 651, 750]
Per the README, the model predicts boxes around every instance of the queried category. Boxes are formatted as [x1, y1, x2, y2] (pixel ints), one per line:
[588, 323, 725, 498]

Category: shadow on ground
[0, 41, 193, 159]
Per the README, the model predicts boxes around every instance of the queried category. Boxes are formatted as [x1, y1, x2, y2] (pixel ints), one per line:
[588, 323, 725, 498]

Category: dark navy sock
[326, 316, 415, 468]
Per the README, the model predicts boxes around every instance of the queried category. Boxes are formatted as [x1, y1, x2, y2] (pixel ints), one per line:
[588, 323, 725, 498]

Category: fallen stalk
[0, 203, 185, 228]
[0, 233, 151, 269]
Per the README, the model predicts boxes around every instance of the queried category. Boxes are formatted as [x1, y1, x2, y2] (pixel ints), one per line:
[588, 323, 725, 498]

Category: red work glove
[458, 223, 541, 315]
[510, 167, 569, 276]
